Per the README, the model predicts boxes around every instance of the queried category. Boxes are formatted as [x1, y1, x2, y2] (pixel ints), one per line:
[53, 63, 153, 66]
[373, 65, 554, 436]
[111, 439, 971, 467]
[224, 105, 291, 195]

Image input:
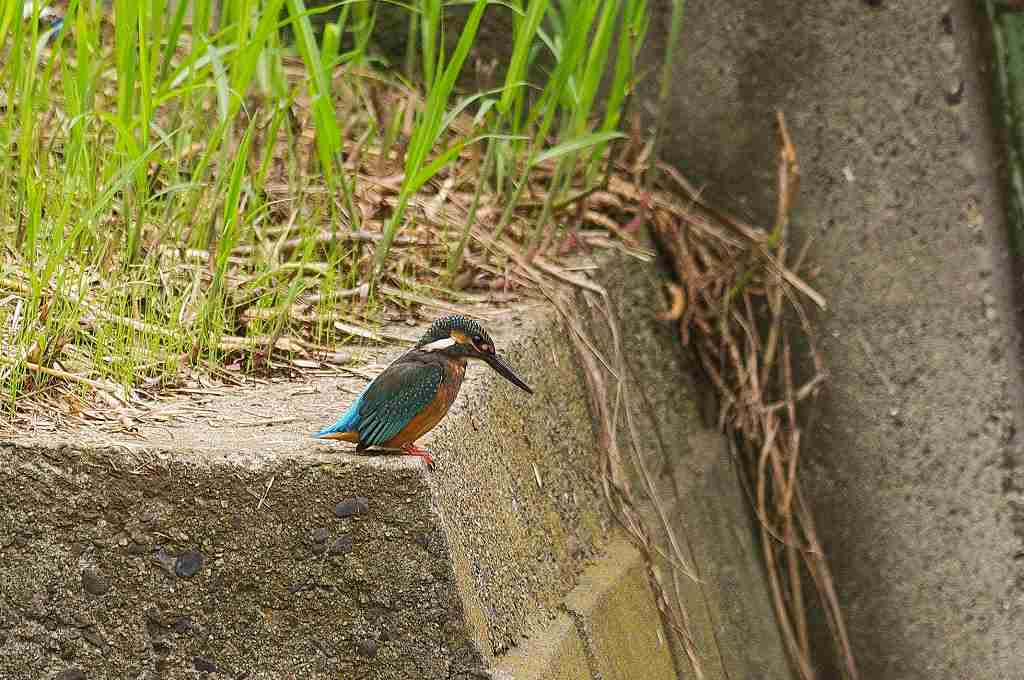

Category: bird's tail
[315, 416, 354, 438]
[314, 395, 362, 439]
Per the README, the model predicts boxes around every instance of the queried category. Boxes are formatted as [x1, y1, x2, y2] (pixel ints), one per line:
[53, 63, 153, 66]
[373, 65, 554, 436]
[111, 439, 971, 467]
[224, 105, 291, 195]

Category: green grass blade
[532, 130, 624, 166]
[371, 0, 491, 283]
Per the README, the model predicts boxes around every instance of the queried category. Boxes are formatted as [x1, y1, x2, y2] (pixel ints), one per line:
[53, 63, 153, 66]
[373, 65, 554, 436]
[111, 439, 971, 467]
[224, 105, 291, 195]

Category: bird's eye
[472, 334, 484, 345]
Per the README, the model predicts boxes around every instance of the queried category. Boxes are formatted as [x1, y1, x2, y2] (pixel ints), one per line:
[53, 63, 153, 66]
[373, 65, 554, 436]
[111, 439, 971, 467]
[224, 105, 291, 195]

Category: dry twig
[648, 112, 858, 680]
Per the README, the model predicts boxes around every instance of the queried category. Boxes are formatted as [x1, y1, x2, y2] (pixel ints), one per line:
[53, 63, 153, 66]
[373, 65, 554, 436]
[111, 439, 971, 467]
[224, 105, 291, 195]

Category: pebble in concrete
[55, 670, 85, 680]
[357, 638, 379, 658]
[335, 497, 369, 518]
[174, 551, 203, 578]
[328, 535, 354, 556]
[193, 656, 219, 673]
[81, 568, 109, 596]
[173, 616, 192, 634]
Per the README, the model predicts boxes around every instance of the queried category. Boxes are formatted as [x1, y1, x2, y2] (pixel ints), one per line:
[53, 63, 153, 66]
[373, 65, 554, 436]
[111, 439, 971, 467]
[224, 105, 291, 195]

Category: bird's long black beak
[484, 353, 533, 394]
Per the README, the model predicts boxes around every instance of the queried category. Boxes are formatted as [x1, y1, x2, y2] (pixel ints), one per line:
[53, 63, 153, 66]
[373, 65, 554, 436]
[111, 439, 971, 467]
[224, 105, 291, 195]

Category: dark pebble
[328, 535, 353, 556]
[357, 638, 379, 658]
[174, 551, 204, 578]
[81, 569, 109, 596]
[940, 12, 953, 35]
[334, 497, 369, 518]
[55, 670, 86, 680]
[193, 656, 219, 673]
[172, 616, 193, 634]
[311, 527, 330, 544]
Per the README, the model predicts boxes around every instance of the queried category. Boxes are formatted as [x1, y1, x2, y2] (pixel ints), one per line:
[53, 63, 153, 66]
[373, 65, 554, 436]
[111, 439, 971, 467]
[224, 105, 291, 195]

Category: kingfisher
[315, 315, 533, 466]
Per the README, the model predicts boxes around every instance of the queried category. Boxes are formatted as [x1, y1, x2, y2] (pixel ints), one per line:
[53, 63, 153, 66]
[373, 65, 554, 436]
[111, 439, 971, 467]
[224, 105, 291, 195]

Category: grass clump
[0, 0, 650, 420]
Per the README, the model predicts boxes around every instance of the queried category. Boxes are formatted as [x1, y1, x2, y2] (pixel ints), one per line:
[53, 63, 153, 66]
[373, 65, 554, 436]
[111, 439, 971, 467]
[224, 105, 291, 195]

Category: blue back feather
[316, 359, 443, 446]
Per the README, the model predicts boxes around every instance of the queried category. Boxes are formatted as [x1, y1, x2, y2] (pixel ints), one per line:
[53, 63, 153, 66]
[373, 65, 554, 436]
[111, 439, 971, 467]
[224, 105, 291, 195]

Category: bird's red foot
[400, 443, 434, 468]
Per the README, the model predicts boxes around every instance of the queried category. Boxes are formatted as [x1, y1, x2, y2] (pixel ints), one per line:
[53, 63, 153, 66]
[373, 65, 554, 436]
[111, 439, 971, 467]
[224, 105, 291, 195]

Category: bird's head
[416, 315, 533, 394]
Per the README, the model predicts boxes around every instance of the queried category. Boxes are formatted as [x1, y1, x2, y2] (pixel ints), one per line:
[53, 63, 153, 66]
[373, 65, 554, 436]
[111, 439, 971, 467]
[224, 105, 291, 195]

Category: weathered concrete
[491, 614, 591, 680]
[637, 1, 1024, 677]
[563, 538, 676, 680]
[0, 449, 473, 679]
[492, 538, 679, 680]
[0, 254, 792, 679]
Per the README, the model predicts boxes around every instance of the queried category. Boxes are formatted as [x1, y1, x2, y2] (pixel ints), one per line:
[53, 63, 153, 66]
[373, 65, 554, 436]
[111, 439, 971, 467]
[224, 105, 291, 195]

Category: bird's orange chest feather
[383, 360, 465, 447]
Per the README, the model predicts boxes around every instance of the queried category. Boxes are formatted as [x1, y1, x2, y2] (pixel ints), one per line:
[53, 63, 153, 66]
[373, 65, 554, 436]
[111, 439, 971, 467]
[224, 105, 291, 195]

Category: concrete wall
[637, 1, 1024, 677]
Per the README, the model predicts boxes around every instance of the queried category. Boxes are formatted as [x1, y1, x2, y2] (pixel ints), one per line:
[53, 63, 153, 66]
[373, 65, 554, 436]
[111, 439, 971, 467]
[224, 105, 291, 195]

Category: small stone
[193, 656, 219, 673]
[311, 527, 330, 544]
[55, 670, 86, 680]
[940, 11, 953, 35]
[328, 536, 354, 556]
[357, 638, 379, 658]
[334, 497, 369, 518]
[175, 551, 204, 578]
[172, 616, 193, 634]
[81, 569, 110, 596]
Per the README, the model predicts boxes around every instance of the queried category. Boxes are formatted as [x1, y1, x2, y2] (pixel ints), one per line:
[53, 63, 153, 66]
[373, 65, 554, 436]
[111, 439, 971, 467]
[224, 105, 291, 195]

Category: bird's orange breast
[383, 360, 465, 447]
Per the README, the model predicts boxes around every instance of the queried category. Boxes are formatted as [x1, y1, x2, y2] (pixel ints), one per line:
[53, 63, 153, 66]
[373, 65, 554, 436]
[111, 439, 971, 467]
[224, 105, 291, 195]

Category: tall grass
[0, 0, 649, 410]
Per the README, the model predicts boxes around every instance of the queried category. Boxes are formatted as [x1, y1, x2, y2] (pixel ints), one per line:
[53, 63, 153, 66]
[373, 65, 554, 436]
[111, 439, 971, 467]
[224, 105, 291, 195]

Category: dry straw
[649, 112, 858, 680]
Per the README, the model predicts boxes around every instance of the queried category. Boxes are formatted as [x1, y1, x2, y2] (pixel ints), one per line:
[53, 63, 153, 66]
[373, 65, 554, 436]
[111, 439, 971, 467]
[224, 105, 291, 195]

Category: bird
[315, 315, 533, 466]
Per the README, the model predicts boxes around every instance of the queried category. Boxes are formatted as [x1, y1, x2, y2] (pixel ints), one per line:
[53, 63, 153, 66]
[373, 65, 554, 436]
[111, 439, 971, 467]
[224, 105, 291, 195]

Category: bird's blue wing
[317, 359, 443, 447]
[355, 361, 443, 447]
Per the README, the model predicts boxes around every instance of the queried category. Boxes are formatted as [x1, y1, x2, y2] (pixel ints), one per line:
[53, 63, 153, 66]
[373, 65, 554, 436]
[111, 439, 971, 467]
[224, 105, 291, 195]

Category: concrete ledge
[491, 614, 591, 680]
[563, 537, 677, 680]
[0, 448, 474, 679]
[493, 536, 679, 680]
[0, 253, 791, 679]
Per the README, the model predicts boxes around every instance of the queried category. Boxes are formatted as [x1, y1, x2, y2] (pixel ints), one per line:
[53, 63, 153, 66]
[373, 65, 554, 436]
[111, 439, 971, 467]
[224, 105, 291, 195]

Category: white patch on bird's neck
[420, 337, 458, 352]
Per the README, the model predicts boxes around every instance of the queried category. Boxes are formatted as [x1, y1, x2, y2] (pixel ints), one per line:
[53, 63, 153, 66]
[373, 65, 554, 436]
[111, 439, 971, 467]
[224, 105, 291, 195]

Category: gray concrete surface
[0, 255, 792, 678]
[637, 1, 1024, 677]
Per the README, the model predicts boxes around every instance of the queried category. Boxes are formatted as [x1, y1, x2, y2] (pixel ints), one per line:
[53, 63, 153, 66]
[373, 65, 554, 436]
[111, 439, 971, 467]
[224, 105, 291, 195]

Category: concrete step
[0, 255, 791, 679]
